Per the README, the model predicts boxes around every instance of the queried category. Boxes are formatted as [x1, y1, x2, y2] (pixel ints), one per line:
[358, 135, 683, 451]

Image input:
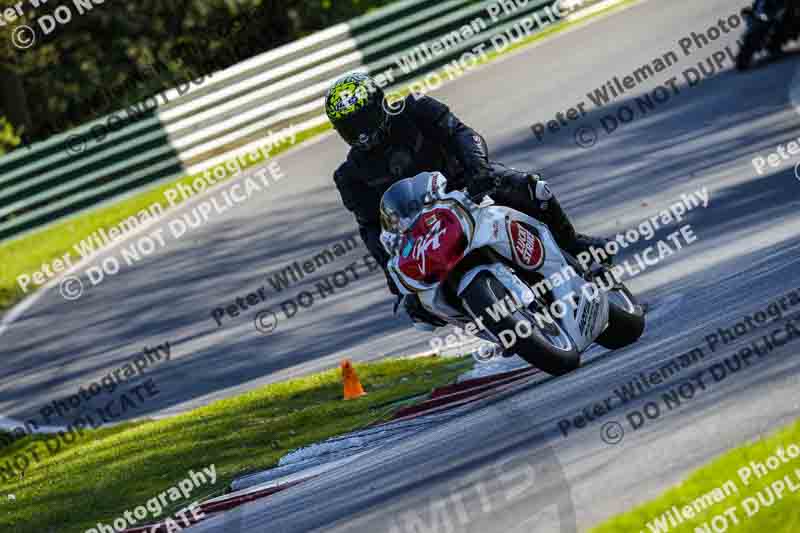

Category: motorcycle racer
[326, 73, 608, 325]
[738, 0, 799, 68]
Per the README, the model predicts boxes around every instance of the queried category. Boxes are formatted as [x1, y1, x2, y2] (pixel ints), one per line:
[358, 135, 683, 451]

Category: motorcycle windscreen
[380, 174, 432, 233]
[397, 207, 468, 284]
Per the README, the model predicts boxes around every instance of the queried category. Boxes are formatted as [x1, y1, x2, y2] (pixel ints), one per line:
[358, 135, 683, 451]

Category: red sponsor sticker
[398, 208, 467, 283]
[509, 220, 544, 268]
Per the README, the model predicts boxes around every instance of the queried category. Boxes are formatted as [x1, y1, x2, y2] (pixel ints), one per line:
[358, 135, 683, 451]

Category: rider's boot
[489, 166, 612, 266]
[524, 173, 612, 266]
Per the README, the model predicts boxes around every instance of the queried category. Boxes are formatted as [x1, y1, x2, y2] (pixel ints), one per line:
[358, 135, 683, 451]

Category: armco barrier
[0, 0, 596, 242]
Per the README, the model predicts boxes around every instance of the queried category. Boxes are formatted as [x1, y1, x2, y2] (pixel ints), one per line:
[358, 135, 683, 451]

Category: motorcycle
[380, 171, 645, 376]
[737, 0, 800, 70]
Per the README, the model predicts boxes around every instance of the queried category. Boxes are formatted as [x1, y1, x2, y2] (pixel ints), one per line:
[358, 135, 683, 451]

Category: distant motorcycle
[379, 171, 645, 376]
[737, 0, 800, 70]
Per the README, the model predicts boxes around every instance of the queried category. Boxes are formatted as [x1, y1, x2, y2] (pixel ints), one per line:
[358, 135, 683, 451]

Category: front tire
[595, 285, 646, 350]
[460, 271, 580, 376]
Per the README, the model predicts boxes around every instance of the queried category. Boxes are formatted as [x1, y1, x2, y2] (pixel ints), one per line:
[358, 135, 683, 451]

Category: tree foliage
[0, 0, 397, 147]
[0, 116, 20, 154]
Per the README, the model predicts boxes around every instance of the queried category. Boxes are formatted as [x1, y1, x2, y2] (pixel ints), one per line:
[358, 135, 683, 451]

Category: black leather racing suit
[755, 0, 784, 13]
[333, 94, 557, 295]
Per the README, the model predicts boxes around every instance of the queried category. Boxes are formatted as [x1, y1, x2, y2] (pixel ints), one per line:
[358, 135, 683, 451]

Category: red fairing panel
[397, 208, 467, 284]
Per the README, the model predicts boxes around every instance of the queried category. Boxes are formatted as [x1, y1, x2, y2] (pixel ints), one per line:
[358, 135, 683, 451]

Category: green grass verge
[0, 355, 473, 532]
[592, 419, 800, 533]
[0, 0, 639, 314]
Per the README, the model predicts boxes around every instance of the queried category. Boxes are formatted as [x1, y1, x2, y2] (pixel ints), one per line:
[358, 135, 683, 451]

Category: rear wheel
[595, 285, 646, 350]
[460, 271, 580, 376]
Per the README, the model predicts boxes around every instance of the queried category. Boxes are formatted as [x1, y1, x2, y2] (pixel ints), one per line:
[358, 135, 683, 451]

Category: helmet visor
[334, 99, 388, 150]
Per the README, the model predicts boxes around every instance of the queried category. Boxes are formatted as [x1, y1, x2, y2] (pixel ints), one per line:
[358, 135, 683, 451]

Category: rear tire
[595, 285, 646, 350]
[460, 271, 580, 376]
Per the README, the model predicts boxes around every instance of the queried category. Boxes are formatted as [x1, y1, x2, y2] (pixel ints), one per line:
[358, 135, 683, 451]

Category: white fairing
[383, 171, 610, 354]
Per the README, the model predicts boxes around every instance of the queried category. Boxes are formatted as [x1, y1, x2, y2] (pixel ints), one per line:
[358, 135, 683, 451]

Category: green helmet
[325, 73, 389, 151]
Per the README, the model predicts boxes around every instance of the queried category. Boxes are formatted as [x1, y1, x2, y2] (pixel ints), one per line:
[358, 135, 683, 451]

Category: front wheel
[595, 284, 646, 350]
[460, 271, 580, 376]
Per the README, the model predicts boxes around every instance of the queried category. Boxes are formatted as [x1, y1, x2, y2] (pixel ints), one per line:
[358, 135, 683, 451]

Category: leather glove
[466, 167, 505, 199]
[465, 170, 494, 198]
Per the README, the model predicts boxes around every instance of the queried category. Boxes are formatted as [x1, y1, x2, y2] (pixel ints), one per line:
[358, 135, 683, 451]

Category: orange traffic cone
[341, 359, 366, 400]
